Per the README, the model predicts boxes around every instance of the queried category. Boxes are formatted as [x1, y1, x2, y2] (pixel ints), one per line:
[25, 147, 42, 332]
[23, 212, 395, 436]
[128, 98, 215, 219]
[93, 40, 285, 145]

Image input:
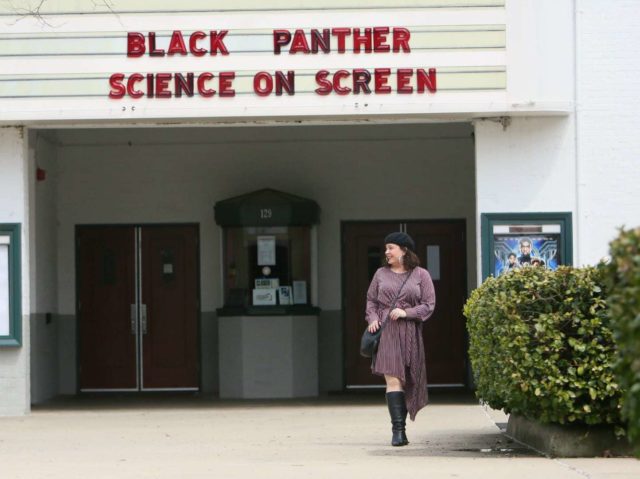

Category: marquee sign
[0, 1, 508, 121]
[109, 27, 437, 99]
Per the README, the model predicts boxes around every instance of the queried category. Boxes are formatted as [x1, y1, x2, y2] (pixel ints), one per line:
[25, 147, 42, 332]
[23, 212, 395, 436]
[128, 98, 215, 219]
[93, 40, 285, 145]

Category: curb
[506, 414, 632, 458]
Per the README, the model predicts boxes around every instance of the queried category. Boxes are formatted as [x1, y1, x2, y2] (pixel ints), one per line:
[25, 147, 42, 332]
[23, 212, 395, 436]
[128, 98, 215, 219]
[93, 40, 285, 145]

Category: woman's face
[385, 243, 405, 266]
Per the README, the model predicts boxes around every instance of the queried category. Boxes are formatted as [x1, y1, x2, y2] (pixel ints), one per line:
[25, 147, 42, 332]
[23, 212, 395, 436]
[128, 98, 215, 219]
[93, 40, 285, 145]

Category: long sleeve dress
[365, 266, 436, 421]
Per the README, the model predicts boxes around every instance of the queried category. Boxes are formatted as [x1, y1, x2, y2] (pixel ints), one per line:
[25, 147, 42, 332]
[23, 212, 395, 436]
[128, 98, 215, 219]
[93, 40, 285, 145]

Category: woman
[366, 231, 436, 446]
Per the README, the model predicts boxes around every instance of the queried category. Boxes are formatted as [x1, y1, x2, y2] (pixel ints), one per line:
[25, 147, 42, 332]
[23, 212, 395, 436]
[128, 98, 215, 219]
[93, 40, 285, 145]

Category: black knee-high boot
[386, 391, 409, 446]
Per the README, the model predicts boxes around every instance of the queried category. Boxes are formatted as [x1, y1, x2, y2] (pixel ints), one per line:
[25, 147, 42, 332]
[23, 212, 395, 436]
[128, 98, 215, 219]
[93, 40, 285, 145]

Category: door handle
[130, 304, 137, 335]
[141, 304, 148, 335]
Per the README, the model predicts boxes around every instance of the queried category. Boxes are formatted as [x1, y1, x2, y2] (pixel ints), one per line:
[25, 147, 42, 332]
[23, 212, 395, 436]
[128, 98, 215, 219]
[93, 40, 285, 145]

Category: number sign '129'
[260, 209, 273, 220]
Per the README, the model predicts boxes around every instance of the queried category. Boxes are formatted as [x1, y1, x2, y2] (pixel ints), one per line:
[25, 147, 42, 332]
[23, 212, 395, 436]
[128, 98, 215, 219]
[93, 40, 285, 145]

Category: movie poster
[493, 233, 561, 277]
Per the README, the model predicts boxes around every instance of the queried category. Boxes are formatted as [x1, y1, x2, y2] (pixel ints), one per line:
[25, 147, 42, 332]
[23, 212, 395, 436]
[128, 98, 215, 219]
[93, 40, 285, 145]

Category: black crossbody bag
[359, 270, 413, 358]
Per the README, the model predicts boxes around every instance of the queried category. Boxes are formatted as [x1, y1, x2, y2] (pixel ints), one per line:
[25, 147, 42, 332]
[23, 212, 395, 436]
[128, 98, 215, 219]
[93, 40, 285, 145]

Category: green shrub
[604, 227, 640, 453]
[464, 266, 622, 425]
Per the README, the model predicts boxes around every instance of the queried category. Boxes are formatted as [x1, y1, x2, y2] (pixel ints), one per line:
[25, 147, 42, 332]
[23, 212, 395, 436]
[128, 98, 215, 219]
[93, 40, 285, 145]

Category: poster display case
[481, 213, 573, 280]
[0, 224, 21, 347]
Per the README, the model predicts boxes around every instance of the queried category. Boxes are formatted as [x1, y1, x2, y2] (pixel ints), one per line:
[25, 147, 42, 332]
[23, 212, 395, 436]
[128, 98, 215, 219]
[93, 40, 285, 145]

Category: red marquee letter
[393, 28, 411, 53]
[210, 30, 229, 55]
[198, 72, 216, 97]
[273, 30, 291, 54]
[311, 29, 330, 53]
[373, 27, 390, 53]
[175, 73, 194, 97]
[333, 70, 351, 95]
[254, 71, 273, 96]
[146, 74, 154, 98]
[332, 28, 351, 53]
[353, 28, 372, 54]
[417, 68, 437, 93]
[108, 73, 125, 98]
[289, 29, 310, 54]
[127, 33, 145, 57]
[275, 71, 295, 95]
[397, 69, 413, 94]
[315, 70, 332, 95]
[167, 30, 187, 55]
[219, 72, 236, 97]
[127, 73, 144, 98]
[190, 31, 207, 56]
[374, 68, 391, 94]
[353, 69, 372, 94]
[155, 73, 172, 98]
[149, 32, 165, 56]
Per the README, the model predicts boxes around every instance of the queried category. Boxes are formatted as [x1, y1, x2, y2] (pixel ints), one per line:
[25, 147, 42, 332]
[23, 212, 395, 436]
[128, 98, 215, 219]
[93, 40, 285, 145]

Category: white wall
[474, 116, 577, 281]
[54, 123, 477, 313]
[0, 127, 30, 415]
[33, 134, 59, 315]
[575, 0, 640, 265]
[30, 133, 59, 403]
[506, 0, 574, 110]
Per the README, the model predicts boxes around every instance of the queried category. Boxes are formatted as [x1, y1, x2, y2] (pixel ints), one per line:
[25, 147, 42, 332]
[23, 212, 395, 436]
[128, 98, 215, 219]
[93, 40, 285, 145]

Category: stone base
[507, 414, 632, 458]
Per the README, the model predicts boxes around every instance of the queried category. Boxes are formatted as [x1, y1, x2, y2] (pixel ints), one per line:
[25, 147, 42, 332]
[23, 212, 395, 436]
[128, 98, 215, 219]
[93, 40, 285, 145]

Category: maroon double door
[343, 221, 467, 387]
[77, 225, 199, 391]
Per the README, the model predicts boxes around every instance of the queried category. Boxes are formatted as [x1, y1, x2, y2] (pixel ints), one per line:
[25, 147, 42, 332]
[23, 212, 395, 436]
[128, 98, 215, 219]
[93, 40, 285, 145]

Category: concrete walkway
[0, 392, 638, 479]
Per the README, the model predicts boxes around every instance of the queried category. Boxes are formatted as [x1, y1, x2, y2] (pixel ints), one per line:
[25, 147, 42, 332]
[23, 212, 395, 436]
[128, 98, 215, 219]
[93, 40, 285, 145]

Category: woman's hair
[403, 249, 421, 269]
[382, 247, 421, 269]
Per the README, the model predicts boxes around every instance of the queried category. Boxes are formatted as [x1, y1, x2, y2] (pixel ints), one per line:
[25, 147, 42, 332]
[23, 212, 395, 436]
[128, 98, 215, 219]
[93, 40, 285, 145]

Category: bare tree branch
[3, 0, 56, 27]
[3, 0, 124, 28]
[92, 0, 124, 27]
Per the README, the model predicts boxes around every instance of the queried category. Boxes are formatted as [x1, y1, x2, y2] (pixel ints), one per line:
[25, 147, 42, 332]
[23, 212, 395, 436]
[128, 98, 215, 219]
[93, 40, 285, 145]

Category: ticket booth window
[215, 189, 319, 315]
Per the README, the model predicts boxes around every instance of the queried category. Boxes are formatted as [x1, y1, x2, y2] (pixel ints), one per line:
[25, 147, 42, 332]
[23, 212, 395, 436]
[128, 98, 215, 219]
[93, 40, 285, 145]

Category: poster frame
[0, 223, 21, 347]
[481, 212, 573, 280]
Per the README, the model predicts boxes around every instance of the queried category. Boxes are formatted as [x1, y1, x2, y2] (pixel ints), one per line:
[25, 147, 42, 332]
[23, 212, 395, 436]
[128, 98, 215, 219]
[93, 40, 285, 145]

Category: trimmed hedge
[604, 227, 640, 453]
[464, 266, 622, 426]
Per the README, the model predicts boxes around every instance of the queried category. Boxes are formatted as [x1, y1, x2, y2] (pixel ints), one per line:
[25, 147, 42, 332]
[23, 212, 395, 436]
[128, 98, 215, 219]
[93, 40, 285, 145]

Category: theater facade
[1, 0, 638, 414]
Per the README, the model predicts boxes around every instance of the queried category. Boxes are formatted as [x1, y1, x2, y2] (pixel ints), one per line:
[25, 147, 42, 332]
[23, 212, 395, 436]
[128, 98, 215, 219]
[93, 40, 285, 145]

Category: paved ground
[0, 391, 638, 479]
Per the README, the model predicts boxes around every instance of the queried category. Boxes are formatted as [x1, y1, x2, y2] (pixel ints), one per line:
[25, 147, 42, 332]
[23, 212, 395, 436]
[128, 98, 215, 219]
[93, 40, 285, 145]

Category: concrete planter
[507, 414, 632, 458]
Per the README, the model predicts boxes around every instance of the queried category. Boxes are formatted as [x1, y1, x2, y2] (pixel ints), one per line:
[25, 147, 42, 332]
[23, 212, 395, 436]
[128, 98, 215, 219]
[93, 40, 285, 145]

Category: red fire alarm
[36, 167, 46, 181]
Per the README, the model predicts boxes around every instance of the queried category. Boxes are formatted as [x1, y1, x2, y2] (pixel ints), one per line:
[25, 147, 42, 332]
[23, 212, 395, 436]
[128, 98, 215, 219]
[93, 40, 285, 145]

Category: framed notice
[292, 280, 308, 305]
[253, 288, 277, 306]
[0, 224, 21, 347]
[255, 278, 280, 289]
[257, 235, 276, 266]
[481, 213, 572, 280]
[278, 286, 293, 305]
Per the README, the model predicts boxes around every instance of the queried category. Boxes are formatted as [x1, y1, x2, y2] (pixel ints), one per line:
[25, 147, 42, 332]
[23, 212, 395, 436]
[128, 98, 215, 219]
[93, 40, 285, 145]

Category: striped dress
[365, 266, 436, 421]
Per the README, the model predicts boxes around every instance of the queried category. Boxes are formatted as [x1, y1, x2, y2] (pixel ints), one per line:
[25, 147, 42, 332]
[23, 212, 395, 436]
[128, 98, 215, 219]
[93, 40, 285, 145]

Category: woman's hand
[368, 320, 380, 333]
[389, 308, 407, 321]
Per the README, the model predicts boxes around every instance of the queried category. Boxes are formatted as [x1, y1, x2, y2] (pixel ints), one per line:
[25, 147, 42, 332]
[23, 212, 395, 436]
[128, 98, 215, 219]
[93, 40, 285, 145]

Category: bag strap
[378, 269, 414, 332]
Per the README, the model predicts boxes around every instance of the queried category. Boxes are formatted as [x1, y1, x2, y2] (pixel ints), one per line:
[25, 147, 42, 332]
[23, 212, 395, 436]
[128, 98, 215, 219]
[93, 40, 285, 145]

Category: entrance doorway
[343, 221, 467, 387]
[77, 225, 200, 391]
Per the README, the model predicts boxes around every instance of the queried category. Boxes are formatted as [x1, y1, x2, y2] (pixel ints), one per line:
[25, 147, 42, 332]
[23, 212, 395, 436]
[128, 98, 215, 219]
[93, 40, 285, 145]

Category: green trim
[0, 223, 21, 347]
[481, 213, 573, 281]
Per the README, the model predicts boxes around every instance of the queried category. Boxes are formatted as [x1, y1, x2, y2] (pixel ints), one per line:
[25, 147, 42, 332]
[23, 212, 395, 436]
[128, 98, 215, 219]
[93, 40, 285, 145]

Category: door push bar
[130, 305, 136, 335]
[141, 304, 148, 335]
[131, 304, 149, 335]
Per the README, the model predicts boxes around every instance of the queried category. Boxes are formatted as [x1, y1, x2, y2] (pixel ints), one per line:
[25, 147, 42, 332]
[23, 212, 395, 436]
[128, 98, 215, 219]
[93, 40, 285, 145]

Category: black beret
[384, 232, 416, 252]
